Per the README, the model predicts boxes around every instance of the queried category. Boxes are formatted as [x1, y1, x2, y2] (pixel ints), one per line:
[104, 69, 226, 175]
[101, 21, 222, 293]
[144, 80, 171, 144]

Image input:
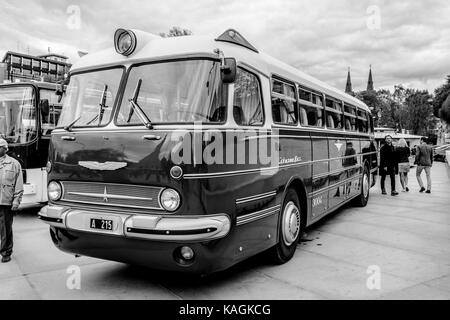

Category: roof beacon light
[114, 29, 137, 56]
[215, 29, 259, 53]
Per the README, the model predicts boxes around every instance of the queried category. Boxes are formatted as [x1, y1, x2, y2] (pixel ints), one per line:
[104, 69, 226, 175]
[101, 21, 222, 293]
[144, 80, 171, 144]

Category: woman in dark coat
[379, 135, 399, 196]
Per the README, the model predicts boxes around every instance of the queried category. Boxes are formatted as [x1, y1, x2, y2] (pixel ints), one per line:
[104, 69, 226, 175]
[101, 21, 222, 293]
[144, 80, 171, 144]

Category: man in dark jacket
[380, 135, 399, 196]
[415, 137, 433, 193]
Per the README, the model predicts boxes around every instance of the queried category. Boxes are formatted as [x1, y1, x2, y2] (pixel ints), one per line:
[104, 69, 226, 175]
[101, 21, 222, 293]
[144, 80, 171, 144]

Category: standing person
[396, 138, 411, 192]
[380, 135, 399, 196]
[0, 139, 23, 263]
[415, 137, 433, 193]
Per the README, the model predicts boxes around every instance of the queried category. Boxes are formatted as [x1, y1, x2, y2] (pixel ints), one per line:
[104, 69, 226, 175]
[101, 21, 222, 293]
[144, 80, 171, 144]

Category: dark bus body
[40, 29, 377, 274]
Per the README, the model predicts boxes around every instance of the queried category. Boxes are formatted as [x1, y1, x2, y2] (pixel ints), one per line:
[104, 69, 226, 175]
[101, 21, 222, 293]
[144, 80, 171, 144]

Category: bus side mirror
[221, 58, 237, 84]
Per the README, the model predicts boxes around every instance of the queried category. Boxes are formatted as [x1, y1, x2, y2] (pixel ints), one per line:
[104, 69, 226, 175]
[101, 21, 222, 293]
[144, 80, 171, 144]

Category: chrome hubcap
[363, 173, 369, 198]
[282, 201, 301, 246]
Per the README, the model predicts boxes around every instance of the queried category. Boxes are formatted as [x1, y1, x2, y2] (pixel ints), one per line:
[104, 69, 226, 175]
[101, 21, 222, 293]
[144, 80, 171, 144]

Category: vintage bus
[0, 81, 62, 206]
[39, 28, 377, 274]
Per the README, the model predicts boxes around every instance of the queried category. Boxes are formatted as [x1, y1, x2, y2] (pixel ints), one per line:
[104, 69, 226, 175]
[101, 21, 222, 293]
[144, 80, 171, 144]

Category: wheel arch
[282, 176, 308, 228]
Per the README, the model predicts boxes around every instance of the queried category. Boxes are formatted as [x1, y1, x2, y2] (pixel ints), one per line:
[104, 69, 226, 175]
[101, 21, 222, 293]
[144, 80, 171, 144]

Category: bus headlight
[48, 181, 62, 201]
[114, 29, 137, 56]
[160, 188, 180, 212]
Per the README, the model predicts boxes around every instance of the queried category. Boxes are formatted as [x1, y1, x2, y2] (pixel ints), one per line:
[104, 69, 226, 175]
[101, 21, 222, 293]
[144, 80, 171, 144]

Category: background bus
[0, 81, 62, 207]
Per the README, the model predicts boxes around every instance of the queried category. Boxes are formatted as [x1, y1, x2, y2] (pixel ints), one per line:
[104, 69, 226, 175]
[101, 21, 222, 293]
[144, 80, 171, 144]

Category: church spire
[345, 67, 353, 94]
[367, 65, 374, 91]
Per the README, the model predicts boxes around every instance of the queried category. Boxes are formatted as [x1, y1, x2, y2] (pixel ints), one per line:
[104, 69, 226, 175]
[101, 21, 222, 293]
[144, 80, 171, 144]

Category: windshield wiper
[126, 79, 153, 129]
[64, 116, 82, 132]
[86, 84, 109, 126]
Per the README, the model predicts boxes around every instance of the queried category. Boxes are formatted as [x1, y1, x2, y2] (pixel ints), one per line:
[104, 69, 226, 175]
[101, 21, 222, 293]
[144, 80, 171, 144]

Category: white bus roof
[71, 29, 370, 112]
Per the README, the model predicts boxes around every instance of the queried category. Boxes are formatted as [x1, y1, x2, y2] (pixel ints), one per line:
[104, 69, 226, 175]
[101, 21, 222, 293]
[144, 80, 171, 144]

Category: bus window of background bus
[344, 103, 357, 132]
[233, 68, 263, 126]
[271, 79, 297, 125]
[298, 87, 324, 127]
[117, 60, 226, 125]
[40, 89, 62, 135]
[58, 68, 123, 128]
[0, 86, 37, 144]
[326, 97, 343, 130]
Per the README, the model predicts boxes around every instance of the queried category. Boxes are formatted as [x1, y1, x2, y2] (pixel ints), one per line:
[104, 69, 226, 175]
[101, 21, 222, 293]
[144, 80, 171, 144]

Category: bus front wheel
[353, 166, 370, 207]
[268, 189, 302, 264]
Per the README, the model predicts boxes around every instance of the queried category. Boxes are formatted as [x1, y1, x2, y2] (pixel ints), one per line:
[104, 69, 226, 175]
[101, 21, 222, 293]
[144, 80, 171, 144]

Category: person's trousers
[380, 168, 396, 192]
[416, 165, 432, 190]
[0, 206, 13, 257]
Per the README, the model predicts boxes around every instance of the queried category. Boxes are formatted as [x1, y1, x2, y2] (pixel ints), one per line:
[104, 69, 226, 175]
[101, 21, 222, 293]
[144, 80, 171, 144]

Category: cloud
[1, 0, 449, 92]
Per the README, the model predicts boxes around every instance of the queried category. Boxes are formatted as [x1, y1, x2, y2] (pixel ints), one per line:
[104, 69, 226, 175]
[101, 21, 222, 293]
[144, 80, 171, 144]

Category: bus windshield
[0, 86, 37, 144]
[116, 59, 227, 125]
[58, 68, 124, 128]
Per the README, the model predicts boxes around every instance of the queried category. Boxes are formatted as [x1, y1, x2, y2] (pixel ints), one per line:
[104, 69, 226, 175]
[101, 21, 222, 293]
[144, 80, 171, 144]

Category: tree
[160, 27, 192, 38]
[440, 94, 450, 123]
[404, 90, 434, 135]
[433, 75, 450, 118]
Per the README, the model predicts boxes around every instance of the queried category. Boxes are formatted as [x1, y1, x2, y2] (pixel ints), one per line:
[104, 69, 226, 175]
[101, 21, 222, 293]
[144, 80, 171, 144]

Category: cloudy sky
[1, 0, 449, 92]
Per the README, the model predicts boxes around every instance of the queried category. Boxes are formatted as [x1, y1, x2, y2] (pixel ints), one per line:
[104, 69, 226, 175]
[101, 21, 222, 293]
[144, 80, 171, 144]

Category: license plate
[90, 218, 113, 231]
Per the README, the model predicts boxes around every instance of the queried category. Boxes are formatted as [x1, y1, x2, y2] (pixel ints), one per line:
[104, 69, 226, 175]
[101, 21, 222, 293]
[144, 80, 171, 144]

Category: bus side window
[271, 79, 297, 125]
[233, 68, 263, 126]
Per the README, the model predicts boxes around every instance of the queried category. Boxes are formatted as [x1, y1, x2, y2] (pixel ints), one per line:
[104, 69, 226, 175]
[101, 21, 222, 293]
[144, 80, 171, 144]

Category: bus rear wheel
[268, 189, 302, 264]
[353, 166, 370, 207]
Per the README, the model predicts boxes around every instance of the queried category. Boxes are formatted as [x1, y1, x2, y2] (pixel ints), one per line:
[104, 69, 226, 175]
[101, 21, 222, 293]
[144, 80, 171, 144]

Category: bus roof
[71, 29, 370, 112]
[0, 81, 59, 90]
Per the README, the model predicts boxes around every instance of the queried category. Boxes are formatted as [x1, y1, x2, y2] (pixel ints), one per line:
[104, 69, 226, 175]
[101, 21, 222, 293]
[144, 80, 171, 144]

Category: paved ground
[1, 162, 449, 300]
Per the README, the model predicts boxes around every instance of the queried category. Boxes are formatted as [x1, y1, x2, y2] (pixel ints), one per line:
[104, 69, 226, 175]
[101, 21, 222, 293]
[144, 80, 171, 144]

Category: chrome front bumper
[38, 205, 231, 242]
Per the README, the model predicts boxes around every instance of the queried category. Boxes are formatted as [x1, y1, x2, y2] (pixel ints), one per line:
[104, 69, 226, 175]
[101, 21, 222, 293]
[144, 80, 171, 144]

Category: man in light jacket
[0, 138, 23, 263]
[415, 137, 433, 193]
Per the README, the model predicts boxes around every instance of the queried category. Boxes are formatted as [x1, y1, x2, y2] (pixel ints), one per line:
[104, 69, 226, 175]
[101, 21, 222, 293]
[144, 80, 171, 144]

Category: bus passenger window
[271, 80, 297, 125]
[357, 110, 369, 133]
[326, 97, 343, 130]
[299, 104, 323, 127]
[344, 104, 357, 132]
[233, 68, 263, 126]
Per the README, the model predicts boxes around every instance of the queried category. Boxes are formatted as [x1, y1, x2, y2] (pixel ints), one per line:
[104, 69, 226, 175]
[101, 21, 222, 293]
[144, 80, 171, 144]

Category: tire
[268, 189, 303, 264]
[353, 166, 370, 207]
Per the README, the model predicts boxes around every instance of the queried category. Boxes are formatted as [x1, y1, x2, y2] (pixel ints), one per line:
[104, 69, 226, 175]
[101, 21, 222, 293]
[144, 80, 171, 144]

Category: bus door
[344, 138, 361, 198]
[311, 136, 329, 219]
[328, 137, 346, 209]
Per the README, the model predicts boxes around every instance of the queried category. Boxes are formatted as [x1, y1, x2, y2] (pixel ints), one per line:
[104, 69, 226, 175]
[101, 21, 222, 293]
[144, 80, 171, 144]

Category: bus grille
[60, 181, 163, 210]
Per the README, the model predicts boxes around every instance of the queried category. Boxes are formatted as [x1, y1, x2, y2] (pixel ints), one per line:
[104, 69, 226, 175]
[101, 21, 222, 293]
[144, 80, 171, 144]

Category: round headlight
[114, 29, 136, 56]
[48, 181, 62, 201]
[160, 188, 181, 212]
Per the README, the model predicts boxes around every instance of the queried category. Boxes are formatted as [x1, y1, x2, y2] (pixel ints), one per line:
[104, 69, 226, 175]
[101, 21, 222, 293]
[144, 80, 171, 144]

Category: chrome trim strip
[313, 164, 361, 180]
[67, 191, 153, 201]
[184, 151, 376, 179]
[236, 205, 281, 226]
[57, 198, 165, 211]
[236, 191, 277, 205]
[309, 174, 362, 197]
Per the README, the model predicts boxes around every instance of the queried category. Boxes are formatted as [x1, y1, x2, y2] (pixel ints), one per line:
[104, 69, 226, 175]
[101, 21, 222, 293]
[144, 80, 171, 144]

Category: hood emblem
[103, 187, 109, 202]
[78, 161, 127, 171]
